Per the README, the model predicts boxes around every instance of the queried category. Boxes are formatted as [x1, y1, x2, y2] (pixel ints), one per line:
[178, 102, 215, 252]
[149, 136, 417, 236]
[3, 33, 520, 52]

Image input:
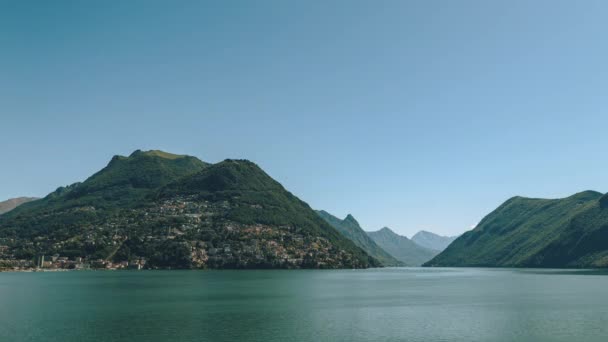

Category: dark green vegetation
[425, 190, 608, 268]
[0, 197, 39, 215]
[367, 227, 438, 266]
[316, 210, 403, 266]
[0, 150, 378, 269]
[25, 150, 208, 212]
[411, 230, 457, 252]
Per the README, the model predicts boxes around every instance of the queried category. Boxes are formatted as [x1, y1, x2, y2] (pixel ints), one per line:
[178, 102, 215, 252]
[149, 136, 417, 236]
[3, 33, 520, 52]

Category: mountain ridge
[0, 150, 378, 269]
[411, 230, 458, 251]
[424, 190, 608, 268]
[367, 227, 438, 266]
[316, 211, 403, 266]
[0, 197, 39, 215]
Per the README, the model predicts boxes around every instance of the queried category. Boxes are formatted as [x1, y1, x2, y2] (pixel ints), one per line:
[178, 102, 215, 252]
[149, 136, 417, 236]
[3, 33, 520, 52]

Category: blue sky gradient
[2, 1, 608, 236]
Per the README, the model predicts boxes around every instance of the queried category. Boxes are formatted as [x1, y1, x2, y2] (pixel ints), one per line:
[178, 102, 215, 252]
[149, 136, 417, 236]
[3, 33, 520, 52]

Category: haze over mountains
[0, 150, 378, 269]
[0, 197, 38, 215]
[316, 211, 403, 266]
[367, 227, 439, 266]
[425, 191, 608, 268]
[316, 211, 456, 266]
[411, 231, 458, 252]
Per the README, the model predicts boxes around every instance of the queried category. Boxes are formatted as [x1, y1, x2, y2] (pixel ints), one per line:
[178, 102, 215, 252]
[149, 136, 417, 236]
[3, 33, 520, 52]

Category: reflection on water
[514, 268, 608, 276]
[1, 268, 608, 342]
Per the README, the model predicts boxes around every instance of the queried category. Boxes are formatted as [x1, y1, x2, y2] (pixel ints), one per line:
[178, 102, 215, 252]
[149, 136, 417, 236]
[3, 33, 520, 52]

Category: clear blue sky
[2, 1, 607, 237]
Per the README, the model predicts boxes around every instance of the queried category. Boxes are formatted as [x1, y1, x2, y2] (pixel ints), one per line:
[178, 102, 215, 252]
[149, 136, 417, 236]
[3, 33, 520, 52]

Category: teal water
[1, 268, 608, 341]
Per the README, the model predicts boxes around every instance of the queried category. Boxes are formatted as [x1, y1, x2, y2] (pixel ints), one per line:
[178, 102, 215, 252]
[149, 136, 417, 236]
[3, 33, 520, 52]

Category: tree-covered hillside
[8, 150, 208, 216]
[425, 191, 607, 267]
[525, 192, 608, 267]
[0, 150, 378, 269]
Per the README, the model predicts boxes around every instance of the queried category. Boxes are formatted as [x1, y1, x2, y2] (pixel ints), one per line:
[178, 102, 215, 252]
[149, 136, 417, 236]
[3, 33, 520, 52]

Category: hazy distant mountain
[0, 150, 378, 269]
[0, 197, 39, 215]
[425, 190, 608, 268]
[411, 230, 457, 252]
[317, 210, 403, 266]
[367, 227, 438, 266]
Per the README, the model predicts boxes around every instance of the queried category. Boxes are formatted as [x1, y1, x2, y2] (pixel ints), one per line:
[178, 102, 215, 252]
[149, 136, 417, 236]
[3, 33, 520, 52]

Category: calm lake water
[1, 268, 607, 341]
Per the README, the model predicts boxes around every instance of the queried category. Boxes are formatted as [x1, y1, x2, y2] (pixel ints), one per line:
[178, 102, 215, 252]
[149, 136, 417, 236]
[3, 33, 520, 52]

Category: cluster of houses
[1, 193, 356, 271]
[0, 254, 148, 272]
[35, 254, 147, 270]
[89, 258, 147, 270]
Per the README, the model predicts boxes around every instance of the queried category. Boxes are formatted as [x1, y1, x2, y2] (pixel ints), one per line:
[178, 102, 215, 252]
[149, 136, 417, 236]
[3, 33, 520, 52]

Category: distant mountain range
[7, 150, 605, 270]
[367, 227, 438, 266]
[425, 190, 608, 268]
[411, 231, 458, 252]
[0, 150, 378, 269]
[316, 211, 403, 266]
[0, 197, 38, 215]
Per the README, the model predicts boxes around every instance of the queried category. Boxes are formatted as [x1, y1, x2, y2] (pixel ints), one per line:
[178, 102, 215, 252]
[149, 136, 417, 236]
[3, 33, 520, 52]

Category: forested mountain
[0, 150, 378, 269]
[367, 227, 438, 266]
[316, 210, 403, 266]
[7, 150, 208, 216]
[425, 191, 608, 268]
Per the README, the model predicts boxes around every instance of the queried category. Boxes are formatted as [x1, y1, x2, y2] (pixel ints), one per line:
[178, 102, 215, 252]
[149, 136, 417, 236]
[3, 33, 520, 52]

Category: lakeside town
[0, 253, 147, 272]
[0, 195, 359, 271]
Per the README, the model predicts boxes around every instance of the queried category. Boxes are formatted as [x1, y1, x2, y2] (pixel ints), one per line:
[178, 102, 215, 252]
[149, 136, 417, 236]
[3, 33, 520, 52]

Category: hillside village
[0, 195, 363, 271]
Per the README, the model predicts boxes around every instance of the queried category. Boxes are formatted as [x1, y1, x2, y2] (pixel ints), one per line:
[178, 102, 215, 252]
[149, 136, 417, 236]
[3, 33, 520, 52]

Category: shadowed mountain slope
[425, 191, 608, 268]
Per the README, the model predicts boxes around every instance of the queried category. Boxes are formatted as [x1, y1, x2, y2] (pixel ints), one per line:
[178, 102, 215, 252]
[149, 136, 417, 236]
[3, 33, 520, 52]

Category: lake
[1, 268, 607, 341]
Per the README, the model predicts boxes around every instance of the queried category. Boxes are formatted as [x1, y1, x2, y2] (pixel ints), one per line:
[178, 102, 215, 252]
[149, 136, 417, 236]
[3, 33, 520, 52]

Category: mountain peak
[344, 214, 358, 223]
[129, 149, 189, 160]
[46, 150, 210, 207]
[316, 210, 402, 267]
[367, 227, 438, 266]
[378, 227, 394, 234]
[160, 158, 281, 195]
[505, 190, 603, 204]
[411, 230, 458, 252]
[569, 190, 603, 201]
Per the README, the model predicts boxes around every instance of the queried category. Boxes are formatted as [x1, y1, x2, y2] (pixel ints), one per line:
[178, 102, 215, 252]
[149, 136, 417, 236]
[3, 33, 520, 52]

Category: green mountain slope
[367, 227, 438, 266]
[0, 151, 378, 269]
[424, 190, 605, 267]
[316, 210, 403, 266]
[523, 192, 608, 268]
[153, 159, 378, 268]
[8, 149, 208, 216]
